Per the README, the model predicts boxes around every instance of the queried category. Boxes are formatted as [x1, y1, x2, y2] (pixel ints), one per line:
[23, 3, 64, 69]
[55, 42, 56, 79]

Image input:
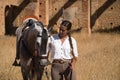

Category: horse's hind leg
[21, 67, 29, 80]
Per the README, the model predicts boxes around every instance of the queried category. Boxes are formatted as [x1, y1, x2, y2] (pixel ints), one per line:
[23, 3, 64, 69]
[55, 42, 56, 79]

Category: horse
[15, 16, 51, 80]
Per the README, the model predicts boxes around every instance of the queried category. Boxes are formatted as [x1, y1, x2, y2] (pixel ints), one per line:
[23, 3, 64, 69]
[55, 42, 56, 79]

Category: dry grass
[0, 33, 120, 80]
[73, 33, 120, 80]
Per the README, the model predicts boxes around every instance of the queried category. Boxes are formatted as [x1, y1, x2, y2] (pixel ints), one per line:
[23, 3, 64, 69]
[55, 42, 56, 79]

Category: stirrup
[12, 59, 21, 66]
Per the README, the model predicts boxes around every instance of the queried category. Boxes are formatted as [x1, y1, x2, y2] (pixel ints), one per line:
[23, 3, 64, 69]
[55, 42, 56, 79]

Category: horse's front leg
[33, 66, 44, 80]
[38, 66, 45, 80]
[21, 66, 29, 80]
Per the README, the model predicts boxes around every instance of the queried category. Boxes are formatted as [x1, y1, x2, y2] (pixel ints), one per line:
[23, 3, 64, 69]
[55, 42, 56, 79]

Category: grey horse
[14, 17, 51, 80]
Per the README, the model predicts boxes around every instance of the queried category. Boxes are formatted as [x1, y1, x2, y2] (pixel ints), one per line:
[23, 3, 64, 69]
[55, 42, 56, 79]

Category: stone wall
[91, 0, 120, 31]
[0, 0, 120, 35]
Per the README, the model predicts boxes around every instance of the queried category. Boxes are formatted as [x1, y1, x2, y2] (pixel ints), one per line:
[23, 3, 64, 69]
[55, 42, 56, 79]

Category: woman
[51, 20, 79, 80]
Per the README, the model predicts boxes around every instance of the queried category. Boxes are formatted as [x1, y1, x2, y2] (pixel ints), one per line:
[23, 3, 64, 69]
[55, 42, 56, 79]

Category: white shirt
[51, 34, 78, 60]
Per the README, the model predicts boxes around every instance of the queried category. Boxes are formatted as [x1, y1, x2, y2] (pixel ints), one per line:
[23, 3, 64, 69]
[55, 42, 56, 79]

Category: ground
[0, 32, 120, 80]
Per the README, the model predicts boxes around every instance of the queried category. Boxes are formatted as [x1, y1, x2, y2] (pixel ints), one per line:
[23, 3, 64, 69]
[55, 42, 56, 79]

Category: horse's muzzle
[39, 59, 51, 66]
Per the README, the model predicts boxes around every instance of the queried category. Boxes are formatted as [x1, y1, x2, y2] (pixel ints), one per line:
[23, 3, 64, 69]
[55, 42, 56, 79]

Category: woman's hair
[61, 20, 72, 30]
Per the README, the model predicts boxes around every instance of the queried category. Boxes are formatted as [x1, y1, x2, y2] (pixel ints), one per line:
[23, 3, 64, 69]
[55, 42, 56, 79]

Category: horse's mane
[40, 28, 48, 55]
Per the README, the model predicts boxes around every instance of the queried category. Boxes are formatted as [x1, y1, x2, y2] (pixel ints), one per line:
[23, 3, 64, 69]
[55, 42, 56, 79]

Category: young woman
[51, 20, 79, 80]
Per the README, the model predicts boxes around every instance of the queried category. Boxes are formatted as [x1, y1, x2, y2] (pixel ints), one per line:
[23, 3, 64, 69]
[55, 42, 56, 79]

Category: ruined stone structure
[0, 0, 120, 35]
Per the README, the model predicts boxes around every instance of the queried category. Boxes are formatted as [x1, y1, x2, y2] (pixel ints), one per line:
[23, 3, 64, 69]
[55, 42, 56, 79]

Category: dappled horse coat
[15, 17, 51, 80]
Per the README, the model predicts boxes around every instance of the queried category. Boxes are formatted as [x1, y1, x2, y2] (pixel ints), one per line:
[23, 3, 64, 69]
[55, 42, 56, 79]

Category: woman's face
[59, 25, 68, 38]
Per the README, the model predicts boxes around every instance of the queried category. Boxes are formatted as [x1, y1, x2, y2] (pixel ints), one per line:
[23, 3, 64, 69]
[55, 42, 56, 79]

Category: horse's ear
[27, 19, 34, 26]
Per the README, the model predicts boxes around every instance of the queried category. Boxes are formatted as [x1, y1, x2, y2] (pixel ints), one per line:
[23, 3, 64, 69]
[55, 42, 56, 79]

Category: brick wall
[91, 0, 120, 31]
[0, 0, 120, 35]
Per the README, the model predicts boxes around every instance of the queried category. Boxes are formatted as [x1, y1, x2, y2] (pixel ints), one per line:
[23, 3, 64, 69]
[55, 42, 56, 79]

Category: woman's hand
[69, 58, 77, 70]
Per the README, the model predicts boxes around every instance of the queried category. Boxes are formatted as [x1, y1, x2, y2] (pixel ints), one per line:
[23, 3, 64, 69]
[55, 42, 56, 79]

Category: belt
[53, 59, 71, 64]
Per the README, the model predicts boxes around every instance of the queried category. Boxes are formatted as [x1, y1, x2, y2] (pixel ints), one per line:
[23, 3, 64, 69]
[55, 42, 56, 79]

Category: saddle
[12, 20, 34, 67]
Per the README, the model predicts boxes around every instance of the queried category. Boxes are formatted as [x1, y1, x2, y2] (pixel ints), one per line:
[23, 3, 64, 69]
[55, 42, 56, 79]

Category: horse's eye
[36, 23, 39, 26]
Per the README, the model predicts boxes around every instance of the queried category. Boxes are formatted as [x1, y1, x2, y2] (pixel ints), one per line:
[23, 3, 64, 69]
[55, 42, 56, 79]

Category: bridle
[21, 20, 51, 59]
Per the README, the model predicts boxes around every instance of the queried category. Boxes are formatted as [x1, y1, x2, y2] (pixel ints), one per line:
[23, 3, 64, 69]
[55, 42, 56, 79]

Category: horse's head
[21, 17, 51, 66]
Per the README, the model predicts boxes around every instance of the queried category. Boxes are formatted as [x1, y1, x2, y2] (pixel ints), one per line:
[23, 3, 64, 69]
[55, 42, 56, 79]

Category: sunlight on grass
[0, 33, 120, 80]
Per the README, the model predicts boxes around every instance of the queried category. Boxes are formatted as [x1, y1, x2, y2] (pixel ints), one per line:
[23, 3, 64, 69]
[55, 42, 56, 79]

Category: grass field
[0, 32, 120, 80]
